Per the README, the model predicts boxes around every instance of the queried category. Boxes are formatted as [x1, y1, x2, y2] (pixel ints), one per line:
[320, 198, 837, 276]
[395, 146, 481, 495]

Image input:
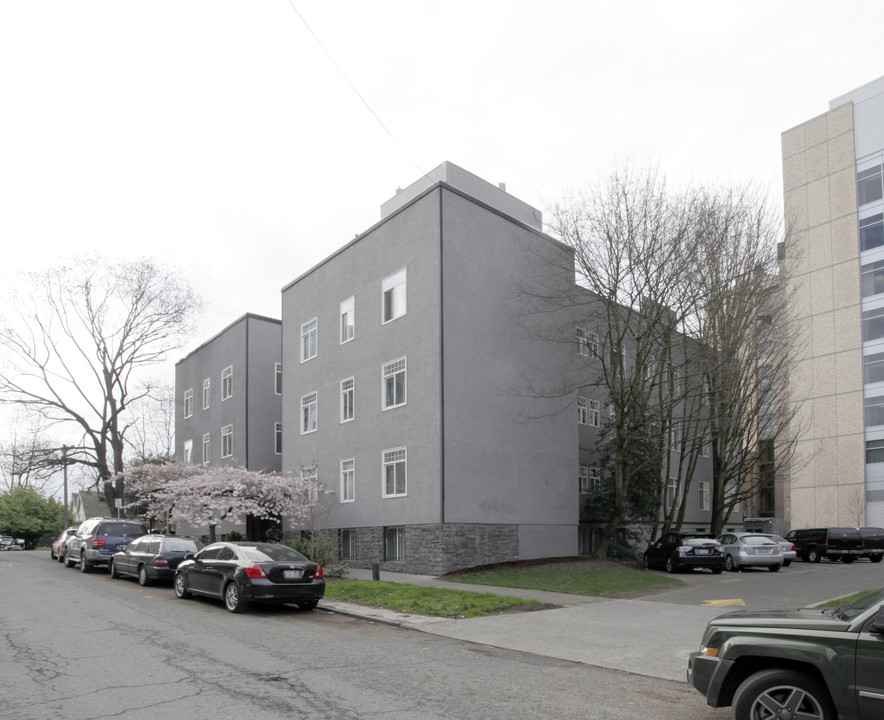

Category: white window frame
[202, 433, 210, 464]
[589, 467, 600, 492]
[577, 396, 588, 425]
[221, 424, 232, 458]
[340, 296, 355, 344]
[301, 317, 318, 363]
[578, 466, 589, 494]
[221, 365, 233, 401]
[183, 439, 193, 464]
[577, 327, 589, 357]
[588, 399, 600, 427]
[302, 465, 319, 502]
[274, 362, 282, 395]
[274, 422, 282, 455]
[301, 391, 318, 435]
[698, 480, 711, 511]
[202, 378, 211, 410]
[382, 268, 406, 324]
[383, 357, 406, 410]
[340, 377, 354, 423]
[587, 331, 599, 357]
[382, 447, 407, 498]
[183, 388, 193, 419]
[341, 458, 355, 502]
[666, 476, 678, 510]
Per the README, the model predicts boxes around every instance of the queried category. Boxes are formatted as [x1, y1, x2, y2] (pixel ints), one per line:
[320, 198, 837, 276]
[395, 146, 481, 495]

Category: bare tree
[0, 419, 60, 493]
[126, 381, 176, 464]
[0, 258, 201, 514]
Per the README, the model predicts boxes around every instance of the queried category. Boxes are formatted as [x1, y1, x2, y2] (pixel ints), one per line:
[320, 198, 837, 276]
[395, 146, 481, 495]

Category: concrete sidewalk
[320, 568, 725, 682]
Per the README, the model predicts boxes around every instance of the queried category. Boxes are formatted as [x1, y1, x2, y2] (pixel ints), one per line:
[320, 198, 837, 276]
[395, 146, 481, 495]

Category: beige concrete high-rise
[782, 76, 884, 528]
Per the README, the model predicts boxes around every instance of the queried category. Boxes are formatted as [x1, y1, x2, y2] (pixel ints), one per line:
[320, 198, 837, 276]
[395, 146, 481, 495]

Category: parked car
[0, 535, 14, 549]
[716, 533, 784, 572]
[4, 541, 23, 551]
[643, 533, 725, 574]
[64, 517, 148, 572]
[688, 584, 884, 720]
[753, 533, 796, 567]
[51, 526, 79, 562]
[785, 526, 863, 563]
[859, 527, 884, 563]
[110, 535, 204, 585]
[173, 541, 325, 613]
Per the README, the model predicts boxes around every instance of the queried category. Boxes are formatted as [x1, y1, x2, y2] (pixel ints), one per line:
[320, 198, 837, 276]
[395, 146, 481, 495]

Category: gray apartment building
[782, 75, 884, 529]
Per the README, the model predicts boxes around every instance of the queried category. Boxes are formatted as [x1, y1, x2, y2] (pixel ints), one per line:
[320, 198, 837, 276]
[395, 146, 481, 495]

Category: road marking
[701, 598, 746, 607]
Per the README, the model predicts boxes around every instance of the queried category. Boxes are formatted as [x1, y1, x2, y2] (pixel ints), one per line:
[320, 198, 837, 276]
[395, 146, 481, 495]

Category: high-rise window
[863, 307, 884, 342]
[341, 458, 355, 502]
[383, 358, 406, 410]
[221, 424, 232, 458]
[301, 317, 318, 362]
[183, 389, 193, 418]
[275, 362, 282, 395]
[301, 392, 317, 434]
[341, 377, 354, 422]
[577, 328, 589, 356]
[860, 213, 884, 252]
[577, 396, 588, 425]
[202, 433, 210, 464]
[183, 439, 192, 464]
[862, 260, 884, 298]
[578, 466, 589, 494]
[382, 268, 406, 323]
[274, 422, 282, 455]
[222, 365, 233, 400]
[859, 165, 884, 206]
[588, 399, 600, 427]
[698, 480, 711, 511]
[202, 378, 211, 410]
[340, 296, 355, 343]
[383, 447, 407, 497]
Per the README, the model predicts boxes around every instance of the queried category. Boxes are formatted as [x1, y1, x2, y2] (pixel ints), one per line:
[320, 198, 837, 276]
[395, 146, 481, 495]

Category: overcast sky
[2, 0, 882, 360]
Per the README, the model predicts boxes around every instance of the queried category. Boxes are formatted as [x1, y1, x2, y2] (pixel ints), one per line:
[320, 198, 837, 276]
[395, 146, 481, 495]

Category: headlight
[700, 647, 718, 657]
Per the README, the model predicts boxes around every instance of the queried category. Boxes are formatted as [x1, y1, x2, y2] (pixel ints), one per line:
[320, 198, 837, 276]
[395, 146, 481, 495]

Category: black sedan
[643, 532, 725, 573]
[110, 534, 204, 585]
[173, 541, 325, 613]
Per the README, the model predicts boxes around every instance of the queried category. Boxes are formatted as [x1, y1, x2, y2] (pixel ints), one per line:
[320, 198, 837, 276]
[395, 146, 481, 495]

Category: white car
[716, 532, 784, 571]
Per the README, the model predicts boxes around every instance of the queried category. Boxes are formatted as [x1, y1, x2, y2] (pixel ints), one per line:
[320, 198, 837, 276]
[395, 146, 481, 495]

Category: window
[222, 365, 233, 401]
[577, 396, 588, 425]
[670, 425, 682, 453]
[588, 399, 600, 427]
[274, 422, 282, 455]
[588, 467, 600, 492]
[384, 527, 405, 561]
[340, 296, 355, 343]
[341, 530, 356, 560]
[609, 344, 623, 375]
[865, 352, 884, 385]
[865, 395, 884, 427]
[183, 439, 192, 464]
[701, 436, 711, 458]
[665, 476, 678, 510]
[302, 465, 318, 502]
[301, 392, 317, 434]
[301, 317, 318, 362]
[577, 328, 589, 357]
[275, 362, 282, 395]
[340, 377, 354, 422]
[867, 439, 884, 464]
[698, 480, 710, 511]
[202, 433, 210, 464]
[382, 268, 406, 323]
[383, 358, 406, 410]
[860, 213, 884, 252]
[183, 389, 193, 418]
[202, 378, 211, 410]
[862, 260, 884, 298]
[863, 307, 884, 342]
[341, 458, 355, 502]
[587, 331, 599, 357]
[221, 424, 232, 458]
[859, 165, 884, 206]
[383, 447, 407, 497]
[578, 466, 589, 494]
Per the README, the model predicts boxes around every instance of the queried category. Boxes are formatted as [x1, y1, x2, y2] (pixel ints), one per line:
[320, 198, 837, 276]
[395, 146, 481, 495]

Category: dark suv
[688, 585, 884, 720]
[64, 517, 148, 573]
[860, 527, 884, 563]
[785, 527, 863, 563]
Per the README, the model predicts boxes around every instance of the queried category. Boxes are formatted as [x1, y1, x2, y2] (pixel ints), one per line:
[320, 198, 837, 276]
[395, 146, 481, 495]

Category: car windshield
[237, 544, 310, 563]
[742, 536, 776, 545]
[827, 586, 884, 621]
[164, 539, 202, 553]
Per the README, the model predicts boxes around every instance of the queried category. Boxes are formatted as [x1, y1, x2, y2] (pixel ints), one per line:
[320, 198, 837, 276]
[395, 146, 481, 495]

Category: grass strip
[324, 580, 538, 618]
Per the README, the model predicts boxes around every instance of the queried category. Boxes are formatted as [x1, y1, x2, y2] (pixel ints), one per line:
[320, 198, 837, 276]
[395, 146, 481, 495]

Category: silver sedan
[716, 533, 784, 572]
[754, 533, 797, 567]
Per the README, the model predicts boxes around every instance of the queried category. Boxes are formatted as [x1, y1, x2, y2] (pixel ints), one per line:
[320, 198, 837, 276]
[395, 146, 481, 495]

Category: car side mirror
[184, 553, 196, 561]
[869, 606, 884, 634]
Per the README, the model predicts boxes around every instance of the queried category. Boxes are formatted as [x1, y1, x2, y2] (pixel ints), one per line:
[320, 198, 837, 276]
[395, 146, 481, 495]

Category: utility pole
[62, 445, 69, 528]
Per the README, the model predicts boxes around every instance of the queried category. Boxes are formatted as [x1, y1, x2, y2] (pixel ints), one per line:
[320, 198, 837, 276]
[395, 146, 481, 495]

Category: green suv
[687, 586, 884, 720]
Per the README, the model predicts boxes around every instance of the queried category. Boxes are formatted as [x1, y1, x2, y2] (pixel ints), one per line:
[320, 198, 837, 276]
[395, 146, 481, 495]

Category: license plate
[695, 549, 709, 555]
[758, 548, 771, 554]
[283, 569, 303, 580]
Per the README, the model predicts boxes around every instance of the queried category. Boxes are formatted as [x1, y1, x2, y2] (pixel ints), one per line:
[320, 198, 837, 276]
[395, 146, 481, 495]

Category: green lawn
[450, 559, 683, 596]
[820, 590, 873, 608]
[324, 580, 538, 618]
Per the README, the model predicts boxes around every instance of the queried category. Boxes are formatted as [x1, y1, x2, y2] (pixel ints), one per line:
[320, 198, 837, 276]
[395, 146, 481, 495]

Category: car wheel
[733, 669, 836, 720]
[871, 556, 882, 563]
[63, 552, 76, 568]
[174, 572, 191, 599]
[768, 563, 781, 572]
[711, 566, 723, 574]
[783, 560, 791, 567]
[50, 549, 56, 560]
[665, 556, 677, 574]
[138, 565, 151, 586]
[842, 556, 855, 564]
[725, 555, 737, 572]
[297, 599, 319, 611]
[79, 554, 91, 573]
[807, 548, 820, 563]
[224, 582, 247, 613]
[109, 559, 119, 579]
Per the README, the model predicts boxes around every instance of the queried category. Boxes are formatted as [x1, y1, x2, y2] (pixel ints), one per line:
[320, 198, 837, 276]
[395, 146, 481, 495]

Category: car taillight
[153, 557, 169, 567]
[91, 538, 106, 547]
[315, 565, 323, 579]
[244, 564, 267, 578]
